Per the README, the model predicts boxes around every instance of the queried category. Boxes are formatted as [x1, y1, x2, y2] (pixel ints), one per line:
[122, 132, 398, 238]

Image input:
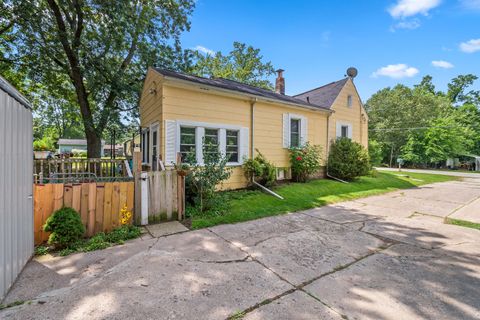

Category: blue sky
[180, 0, 480, 100]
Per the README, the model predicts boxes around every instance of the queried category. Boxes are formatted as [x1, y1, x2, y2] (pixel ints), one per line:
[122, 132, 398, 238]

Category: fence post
[140, 172, 149, 225]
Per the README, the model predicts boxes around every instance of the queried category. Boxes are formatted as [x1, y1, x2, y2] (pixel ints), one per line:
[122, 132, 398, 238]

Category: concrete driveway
[2, 177, 480, 320]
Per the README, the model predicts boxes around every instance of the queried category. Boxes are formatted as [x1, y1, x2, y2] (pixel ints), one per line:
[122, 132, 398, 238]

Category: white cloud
[460, 39, 480, 53]
[389, 0, 441, 19]
[391, 19, 421, 31]
[432, 60, 454, 69]
[372, 64, 419, 79]
[460, 0, 480, 9]
[193, 45, 215, 55]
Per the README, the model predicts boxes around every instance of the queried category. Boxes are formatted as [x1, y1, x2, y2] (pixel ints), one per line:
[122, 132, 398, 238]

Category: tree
[447, 74, 480, 105]
[365, 82, 450, 166]
[190, 42, 276, 90]
[2, 0, 195, 157]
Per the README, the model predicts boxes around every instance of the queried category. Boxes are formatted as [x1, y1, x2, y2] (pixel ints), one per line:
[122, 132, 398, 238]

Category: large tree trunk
[85, 129, 102, 158]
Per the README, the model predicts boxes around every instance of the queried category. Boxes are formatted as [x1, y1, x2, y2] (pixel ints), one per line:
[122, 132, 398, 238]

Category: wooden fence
[34, 181, 134, 245]
[34, 158, 131, 183]
[140, 170, 185, 224]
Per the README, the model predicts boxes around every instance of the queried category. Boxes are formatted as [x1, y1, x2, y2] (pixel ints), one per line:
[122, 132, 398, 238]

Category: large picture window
[290, 118, 300, 148]
[180, 127, 196, 162]
[203, 128, 219, 158]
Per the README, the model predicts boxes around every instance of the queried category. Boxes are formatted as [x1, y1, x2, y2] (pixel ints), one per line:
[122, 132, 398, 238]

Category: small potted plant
[33, 138, 54, 159]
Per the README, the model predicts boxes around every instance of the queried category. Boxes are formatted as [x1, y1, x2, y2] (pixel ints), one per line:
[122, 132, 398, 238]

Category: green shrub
[185, 140, 233, 212]
[328, 138, 371, 181]
[34, 245, 49, 256]
[368, 140, 383, 166]
[43, 207, 85, 248]
[289, 143, 323, 182]
[33, 137, 55, 151]
[104, 225, 141, 243]
[243, 150, 276, 187]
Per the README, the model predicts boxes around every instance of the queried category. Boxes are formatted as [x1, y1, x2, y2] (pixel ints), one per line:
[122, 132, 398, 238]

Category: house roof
[153, 68, 332, 112]
[58, 139, 105, 146]
[293, 78, 349, 109]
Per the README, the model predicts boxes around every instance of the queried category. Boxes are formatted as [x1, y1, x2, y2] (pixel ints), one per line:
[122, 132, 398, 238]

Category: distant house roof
[153, 68, 332, 112]
[58, 139, 105, 146]
[293, 78, 349, 109]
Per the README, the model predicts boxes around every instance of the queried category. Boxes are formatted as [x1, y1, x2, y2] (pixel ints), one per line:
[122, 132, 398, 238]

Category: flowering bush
[119, 204, 132, 225]
[289, 143, 322, 182]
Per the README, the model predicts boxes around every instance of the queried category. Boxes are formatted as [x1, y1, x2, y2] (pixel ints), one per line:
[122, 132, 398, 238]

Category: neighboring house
[58, 139, 105, 156]
[139, 67, 368, 189]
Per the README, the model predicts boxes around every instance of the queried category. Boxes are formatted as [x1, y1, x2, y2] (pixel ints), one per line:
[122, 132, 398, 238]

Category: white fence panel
[0, 77, 33, 300]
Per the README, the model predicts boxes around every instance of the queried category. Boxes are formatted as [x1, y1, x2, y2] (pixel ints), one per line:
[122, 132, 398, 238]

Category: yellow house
[139, 67, 368, 189]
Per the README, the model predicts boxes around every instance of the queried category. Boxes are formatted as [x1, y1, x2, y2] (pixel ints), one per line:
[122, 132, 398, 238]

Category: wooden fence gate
[34, 181, 134, 245]
[137, 170, 185, 224]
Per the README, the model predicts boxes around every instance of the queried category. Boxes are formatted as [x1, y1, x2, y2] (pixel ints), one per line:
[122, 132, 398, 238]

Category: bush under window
[289, 143, 323, 182]
[328, 138, 370, 181]
[243, 150, 276, 187]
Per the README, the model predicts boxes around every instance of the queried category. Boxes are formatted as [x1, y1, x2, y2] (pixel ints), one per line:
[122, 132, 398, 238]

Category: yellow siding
[254, 102, 329, 167]
[328, 79, 368, 148]
[162, 84, 251, 189]
[139, 69, 163, 129]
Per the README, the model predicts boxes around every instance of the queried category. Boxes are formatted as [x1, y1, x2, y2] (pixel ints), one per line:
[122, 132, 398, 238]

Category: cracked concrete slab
[449, 197, 480, 224]
[304, 244, 480, 320]
[145, 221, 189, 237]
[2, 236, 158, 305]
[152, 229, 248, 262]
[362, 217, 480, 249]
[2, 249, 293, 320]
[245, 225, 385, 285]
[243, 290, 343, 320]
[302, 205, 376, 224]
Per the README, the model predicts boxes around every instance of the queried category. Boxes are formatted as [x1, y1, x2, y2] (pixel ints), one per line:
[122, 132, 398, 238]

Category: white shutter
[219, 129, 226, 157]
[336, 122, 342, 138]
[239, 127, 249, 163]
[196, 127, 205, 165]
[282, 113, 290, 148]
[348, 124, 353, 139]
[300, 116, 308, 146]
[164, 120, 176, 165]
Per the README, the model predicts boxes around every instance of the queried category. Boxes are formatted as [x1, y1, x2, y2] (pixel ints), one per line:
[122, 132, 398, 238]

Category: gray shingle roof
[154, 68, 332, 112]
[293, 78, 349, 109]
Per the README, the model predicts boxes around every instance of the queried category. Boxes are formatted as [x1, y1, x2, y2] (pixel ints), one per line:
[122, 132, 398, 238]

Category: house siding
[328, 79, 368, 148]
[139, 69, 367, 190]
[162, 84, 251, 189]
[254, 102, 328, 167]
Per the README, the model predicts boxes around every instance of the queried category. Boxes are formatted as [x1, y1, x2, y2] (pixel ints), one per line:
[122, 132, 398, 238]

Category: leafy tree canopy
[1, 0, 195, 157]
[189, 42, 276, 90]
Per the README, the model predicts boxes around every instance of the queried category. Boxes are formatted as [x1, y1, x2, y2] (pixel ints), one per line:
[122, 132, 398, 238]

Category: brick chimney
[275, 69, 285, 95]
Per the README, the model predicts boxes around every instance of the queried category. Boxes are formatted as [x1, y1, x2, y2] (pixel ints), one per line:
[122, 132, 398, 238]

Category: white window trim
[141, 127, 150, 166]
[175, 120, 246, 166]
[336, 121, 353, 139]
[149, 122, 159, 168]
[284, 113, 307, 148]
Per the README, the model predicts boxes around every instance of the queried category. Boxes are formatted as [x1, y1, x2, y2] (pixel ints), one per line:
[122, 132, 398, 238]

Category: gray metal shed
[0, 76, 33, 300]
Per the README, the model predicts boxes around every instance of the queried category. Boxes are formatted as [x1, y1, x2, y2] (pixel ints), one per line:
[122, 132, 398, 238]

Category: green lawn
[445, 218, 480, 230]
[191, 171, 458, 229]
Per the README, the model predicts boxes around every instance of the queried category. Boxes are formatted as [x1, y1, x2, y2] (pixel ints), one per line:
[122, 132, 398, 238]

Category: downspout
[325, 111, 348, 183]
[250, 98, 257, 158]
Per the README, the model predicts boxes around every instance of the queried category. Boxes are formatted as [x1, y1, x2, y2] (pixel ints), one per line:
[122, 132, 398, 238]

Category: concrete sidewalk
[2, 178, 480, 320]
